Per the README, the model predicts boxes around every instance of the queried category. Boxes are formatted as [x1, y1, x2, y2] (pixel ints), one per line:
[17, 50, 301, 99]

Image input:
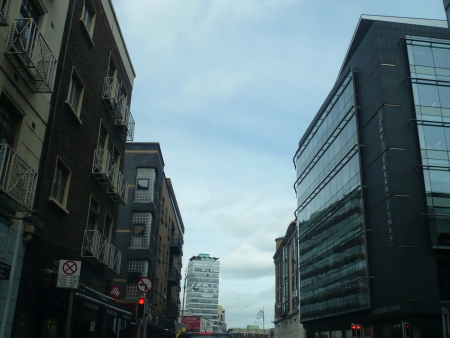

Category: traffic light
[351, 323, 361, 337]
[136, 297, 146, 319]
[402, 321, 411, 337]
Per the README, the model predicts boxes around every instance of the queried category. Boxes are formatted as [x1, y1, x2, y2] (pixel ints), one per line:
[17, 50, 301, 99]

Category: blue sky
[112, 0, 446, 329]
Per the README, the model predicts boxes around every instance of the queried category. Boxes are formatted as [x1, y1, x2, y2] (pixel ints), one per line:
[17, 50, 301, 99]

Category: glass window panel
[423, 126, 446, 150]
[439, 86, 450, 109]
[429, 170, 450, 194]
[412, 45, 434, 67]
[418, 84, 440, 107]
[433, 47, 450, 69]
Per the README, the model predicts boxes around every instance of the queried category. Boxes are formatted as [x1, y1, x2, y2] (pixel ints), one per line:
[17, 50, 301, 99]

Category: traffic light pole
[137, 319, 142, 338]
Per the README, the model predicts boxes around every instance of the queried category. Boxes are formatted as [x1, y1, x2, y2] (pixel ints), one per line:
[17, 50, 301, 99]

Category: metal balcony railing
[108, 164, 128, 205]
[0, 0, 11, 26]
[115, 99, 135, 141]
[102, 77, 121, 118]
[170, 235, 182, 256]
[0, 144, 38, 211]
[92, 149, 128, 204]
[168, 269, 181, 287]
[81, 230, 121, 274]
[5, 18, 57, 93]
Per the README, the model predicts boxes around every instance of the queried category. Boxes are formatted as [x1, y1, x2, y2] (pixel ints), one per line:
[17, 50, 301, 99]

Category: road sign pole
[65, 290, 74, 338]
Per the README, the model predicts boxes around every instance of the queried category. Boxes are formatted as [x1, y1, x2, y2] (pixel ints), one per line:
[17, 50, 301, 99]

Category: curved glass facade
[294, 72, 369, 321]
[407, 35, 450, 248]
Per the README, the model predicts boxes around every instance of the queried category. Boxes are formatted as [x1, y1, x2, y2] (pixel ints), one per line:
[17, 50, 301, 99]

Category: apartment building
[115, 142, 184, 338]
[8, 0, 136, 337]
[0, 0, 69, 337]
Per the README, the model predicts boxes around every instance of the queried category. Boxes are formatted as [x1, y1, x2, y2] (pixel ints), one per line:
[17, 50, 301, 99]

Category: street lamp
[256, 308, 265, 336]
[180, 270, 199, 326]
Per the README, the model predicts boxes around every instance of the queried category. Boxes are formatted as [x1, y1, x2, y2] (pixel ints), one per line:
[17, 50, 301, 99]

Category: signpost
[57, 260, 81, 289]
[137, 277, 153, 294]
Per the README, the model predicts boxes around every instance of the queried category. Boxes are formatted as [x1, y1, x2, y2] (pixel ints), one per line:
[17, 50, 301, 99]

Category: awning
[75, 286, 132, 320]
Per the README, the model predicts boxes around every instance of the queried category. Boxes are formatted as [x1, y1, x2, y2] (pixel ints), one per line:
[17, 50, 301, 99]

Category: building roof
[338, 14, 447, 78]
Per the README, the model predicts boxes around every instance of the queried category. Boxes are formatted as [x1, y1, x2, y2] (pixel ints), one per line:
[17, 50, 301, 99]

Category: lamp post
[256, 308, 265, 336]
[180, 270, 199, 327]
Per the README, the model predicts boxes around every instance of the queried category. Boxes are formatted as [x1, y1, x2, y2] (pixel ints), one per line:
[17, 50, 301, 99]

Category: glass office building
[294, 15, 450, 337]
[294, 72, 370, 321]
[186, 254, 220, 329]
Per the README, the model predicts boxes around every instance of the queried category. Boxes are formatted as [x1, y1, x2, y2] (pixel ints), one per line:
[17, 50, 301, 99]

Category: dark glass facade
[294, 72, 369, 321]
[407, 35, 450, 250]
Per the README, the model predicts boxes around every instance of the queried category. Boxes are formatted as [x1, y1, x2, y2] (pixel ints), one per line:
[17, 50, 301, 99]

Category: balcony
[115, 99, 135, 141]
[0, 144, 38, 212]
[0, 0, 11, 26]
[81, 230, 122, 274]
[102, 78, 135, 141]
[167, 269, 181, 287]
[92, 149, 128, 204]
[5, 18, 57, 93]
[102, 77, 121, 118]
[170, 235, 182, 256]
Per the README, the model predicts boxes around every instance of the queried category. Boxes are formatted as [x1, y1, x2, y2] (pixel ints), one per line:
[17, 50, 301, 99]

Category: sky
[112, 0, 446, 329]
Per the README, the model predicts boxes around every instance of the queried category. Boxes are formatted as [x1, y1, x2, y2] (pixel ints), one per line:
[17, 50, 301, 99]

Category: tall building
[186, 253, 220, 330]
[0, 0, 69, 336]
[10, 0, 136, 337]
[273, 221, 305, 338]
[217, 305, 227, 332]
[293, 14, 450, 337]
[115, 142, 184, 337]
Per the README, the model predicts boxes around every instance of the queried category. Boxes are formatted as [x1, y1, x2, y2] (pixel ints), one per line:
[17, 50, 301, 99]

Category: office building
[273, 221, 306, 338]
[186, 253, 220, 330]
[10, 0, 136, 337]
[293, 14, 450, 337]
[115, 142, 184, 337]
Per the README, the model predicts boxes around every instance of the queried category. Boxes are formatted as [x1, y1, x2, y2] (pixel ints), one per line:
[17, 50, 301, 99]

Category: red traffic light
[351, 324, 356, 329]
[356, 325, 361, 329]
[138, 297, 145, 305]
[405, 323, 409, 329]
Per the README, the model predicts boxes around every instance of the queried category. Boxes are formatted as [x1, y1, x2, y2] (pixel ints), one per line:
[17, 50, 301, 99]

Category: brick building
[11, 0, 136, 337]
[115, 142, 184, 338]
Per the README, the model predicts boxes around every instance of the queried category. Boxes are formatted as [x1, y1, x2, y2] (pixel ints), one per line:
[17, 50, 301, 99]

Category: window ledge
[65, 100, 83, 125]
[79, 19, 95, 47]
[49, 196, 69, 214]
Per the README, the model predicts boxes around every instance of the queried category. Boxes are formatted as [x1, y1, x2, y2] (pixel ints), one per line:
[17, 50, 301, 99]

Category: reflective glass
[438, 86, 450, 108]
[423, 126, 446, 150]
[418, 84, 440, 107]
[433, 47, 450, 69]
[412, 45, 434, 67]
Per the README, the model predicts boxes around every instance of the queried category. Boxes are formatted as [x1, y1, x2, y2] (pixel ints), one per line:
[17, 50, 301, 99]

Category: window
[0, 94, 21, 146]
[97, 122, 108, 150]
[125, 260, 149, 298]
[20, 0, 41, 23]
[87, 196, 99, 231]
[130, 212, 152, 248]
[50, 157, 71, 209]
[134, 168, 156, 202]
[104, 213, 113, 241]
[107, 54, 117, 78]
[81, 0, 96, 38]
[66, 68, 84, 118]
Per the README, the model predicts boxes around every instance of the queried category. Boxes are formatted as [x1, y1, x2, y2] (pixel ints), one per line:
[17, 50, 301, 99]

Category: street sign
[136, 277, 153, 293]
[57, 259, 81, 289]
[109, 285, 121, 298]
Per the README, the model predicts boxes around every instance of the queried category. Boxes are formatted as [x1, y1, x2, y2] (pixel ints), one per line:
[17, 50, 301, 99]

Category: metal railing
[5, 18, 57, 92]
[102, 77, 121, 117]
[115, 99, 135, 141]
[108, 164, 128, 205]
[92, 149, 128, 204]
[81, 230, 121, 274]
[0, 0, 11, 26]
[0, 144, 38, 211]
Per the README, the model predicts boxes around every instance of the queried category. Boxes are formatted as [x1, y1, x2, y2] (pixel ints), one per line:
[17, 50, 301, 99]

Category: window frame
[66, 67, 84, 120]
[80, 0, 96, 39]
[49, 156, 71, 212]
